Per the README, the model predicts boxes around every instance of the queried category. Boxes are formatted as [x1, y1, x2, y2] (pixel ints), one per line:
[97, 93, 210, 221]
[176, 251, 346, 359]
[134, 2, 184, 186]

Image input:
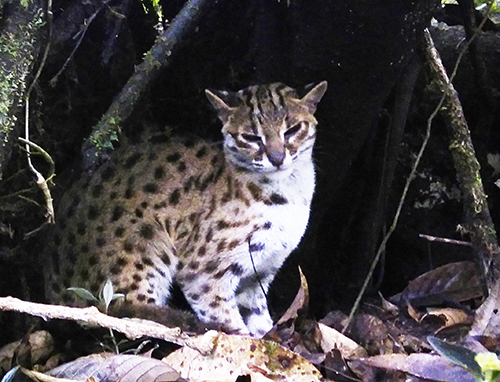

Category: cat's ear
[205, 89, 235, 124]
[300, 81, 328, 113]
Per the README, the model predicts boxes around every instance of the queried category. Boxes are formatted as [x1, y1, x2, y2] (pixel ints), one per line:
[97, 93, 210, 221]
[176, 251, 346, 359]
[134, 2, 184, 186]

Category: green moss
[0, 8, 44, 141]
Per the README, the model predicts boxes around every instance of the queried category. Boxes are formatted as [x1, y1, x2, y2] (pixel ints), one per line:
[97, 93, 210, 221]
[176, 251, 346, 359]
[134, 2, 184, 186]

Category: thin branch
[81, 0, 215, 172]
[419, 234, 473, 247]
[23, 0, 55, 224]
[0, 296, 219, 355]
[49, 1, 110, 87]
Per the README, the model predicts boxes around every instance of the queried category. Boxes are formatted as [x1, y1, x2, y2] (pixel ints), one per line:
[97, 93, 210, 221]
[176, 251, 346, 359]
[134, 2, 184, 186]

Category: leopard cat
[43, 81, 328, 337]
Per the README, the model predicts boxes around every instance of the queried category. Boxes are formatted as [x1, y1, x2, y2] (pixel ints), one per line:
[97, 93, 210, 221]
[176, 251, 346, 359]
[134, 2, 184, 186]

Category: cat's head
[206, 81, 327, 173]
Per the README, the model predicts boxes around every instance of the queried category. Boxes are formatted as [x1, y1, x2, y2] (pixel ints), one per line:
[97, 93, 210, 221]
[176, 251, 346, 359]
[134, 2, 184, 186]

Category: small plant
[68, 280, 125, 353]
[68, 279, 124, 314]
[428, 336, 500, 382]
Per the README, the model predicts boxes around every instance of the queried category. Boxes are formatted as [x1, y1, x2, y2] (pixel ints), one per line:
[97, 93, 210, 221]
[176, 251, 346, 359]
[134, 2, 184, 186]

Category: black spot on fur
[198, 246, 206, 256]
[117, 257, 128, 267]
[177, 161, 186, 172]
[135, 208, 143, 218]
[133, 274, 142, 282]
[217, 220, 229, 230]
[195, 146, 208, 158]
[205, 260, 218, 273]
[268, 193, 288, 205]
[217, 239, 226, 251]
[154, 201, 167, 209]
[124, 188, 134, 199]
[81, 244, 89, 253]
[76, 223, 86, 236]
[115, 226, 125, 237]
[101, 165, 116, 181]
[142, 257, 154, 266]
[229, 263, 243, 275]
[169, 188, 181, 205]
[137, 294, 146, 302]
[247, 182, 263, 201]
[205, 228, 213, 242]
[111, 206, 124, 222]
[263, 221, 272, 230]
[91, 184, 103, 198]
[228, 240, 239, 250]
[123, 241, 133, 253]
[88, 255, 98, 266]
[249, 242, 265, 252]
[135, 262, 144, 271]
[96, 237, 106, 247]
[166, 152, 181, 163]
[143, 183, 158, 193]
[139, 224, 154, 239]
[88, 205, 99, 220]
[154, 166, 165, 180]
[124, 153, 142, 169]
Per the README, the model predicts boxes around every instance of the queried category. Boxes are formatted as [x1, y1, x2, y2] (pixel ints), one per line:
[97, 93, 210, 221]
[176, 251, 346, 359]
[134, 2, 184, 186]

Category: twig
[343, 15, 492, 332]
[419, 234, 473, 247]
[49, 1, 110, 87]
[0, 296, 218, 355]
[23, 0, 55, 224]
[81, 0, 215, 172]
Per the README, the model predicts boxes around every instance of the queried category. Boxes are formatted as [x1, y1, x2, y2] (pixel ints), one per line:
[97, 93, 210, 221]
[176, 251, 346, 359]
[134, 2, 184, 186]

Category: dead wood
[422, 29, 500, 291]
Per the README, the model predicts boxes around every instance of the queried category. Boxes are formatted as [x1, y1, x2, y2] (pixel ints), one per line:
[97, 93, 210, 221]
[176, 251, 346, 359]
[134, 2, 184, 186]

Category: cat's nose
[267, 149, 285, 167]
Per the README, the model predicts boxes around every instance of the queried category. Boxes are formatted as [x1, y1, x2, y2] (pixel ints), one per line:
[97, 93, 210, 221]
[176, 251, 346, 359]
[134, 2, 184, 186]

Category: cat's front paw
[245, 311, 273, 338]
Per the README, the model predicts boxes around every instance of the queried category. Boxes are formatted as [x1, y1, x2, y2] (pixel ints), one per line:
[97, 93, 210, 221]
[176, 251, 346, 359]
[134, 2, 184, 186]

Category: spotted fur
[44, 82, 327, 337]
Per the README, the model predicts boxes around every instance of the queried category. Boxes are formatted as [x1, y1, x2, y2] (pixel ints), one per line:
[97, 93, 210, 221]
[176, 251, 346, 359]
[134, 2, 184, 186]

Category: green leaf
[428, 336, 483, 380]
[67, 287, 99, 302]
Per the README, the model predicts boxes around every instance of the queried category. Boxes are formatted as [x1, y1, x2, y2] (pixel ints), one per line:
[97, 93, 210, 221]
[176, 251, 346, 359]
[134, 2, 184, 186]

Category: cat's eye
[285, 123, 302, 139]
[241, 134, 262, 143]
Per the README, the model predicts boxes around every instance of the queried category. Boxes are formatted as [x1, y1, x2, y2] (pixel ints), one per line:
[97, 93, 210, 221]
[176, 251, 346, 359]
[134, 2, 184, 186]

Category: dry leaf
[421, 308, 474, 332]
[349, 353, 477, 382]
[164, 333, 322, 382]
[49, 353, 183, 382]
[401, 261, 485, 307]
[0, 331, 54, 372]
[315, 322, 367, 359]
[378, 292, 399, 316]
[276, 267, 309, 326]
[470, 281, 500, 349]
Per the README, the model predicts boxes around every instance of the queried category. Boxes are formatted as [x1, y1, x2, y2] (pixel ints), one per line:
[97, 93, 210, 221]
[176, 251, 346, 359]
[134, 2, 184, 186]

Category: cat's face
[206, 81, 327, 173]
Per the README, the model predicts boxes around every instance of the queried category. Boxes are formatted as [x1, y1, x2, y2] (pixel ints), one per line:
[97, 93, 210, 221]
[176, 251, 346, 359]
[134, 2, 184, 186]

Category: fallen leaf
[421, 308, 473, 332]
[316, 322, 367, 359]
[470, 281, 500, 349]
[0, 331, 54, 373]
[48, 353, 183, 382]
[276, 267, 309, 326]
[349, 353, 477, 381]
[163, 333, 322, 382]
[400, 261, 485, 307]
